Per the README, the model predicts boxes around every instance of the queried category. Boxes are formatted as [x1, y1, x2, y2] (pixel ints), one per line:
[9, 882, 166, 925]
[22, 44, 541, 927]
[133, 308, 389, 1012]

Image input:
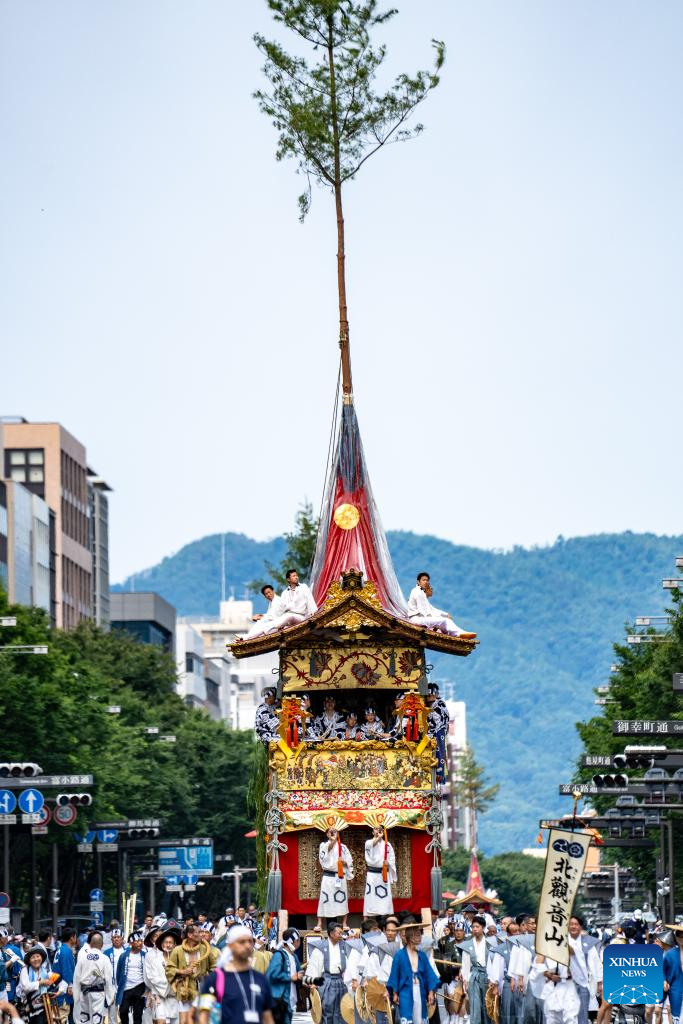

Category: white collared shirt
[280, 583, 317, 616]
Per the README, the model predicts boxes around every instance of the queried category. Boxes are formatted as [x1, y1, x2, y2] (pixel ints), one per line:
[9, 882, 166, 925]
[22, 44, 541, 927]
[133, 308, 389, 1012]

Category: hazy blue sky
[2, 1, 682, 583]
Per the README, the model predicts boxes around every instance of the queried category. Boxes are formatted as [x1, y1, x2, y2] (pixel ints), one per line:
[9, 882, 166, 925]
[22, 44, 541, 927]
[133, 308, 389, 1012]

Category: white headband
[227, 924, 253, 943]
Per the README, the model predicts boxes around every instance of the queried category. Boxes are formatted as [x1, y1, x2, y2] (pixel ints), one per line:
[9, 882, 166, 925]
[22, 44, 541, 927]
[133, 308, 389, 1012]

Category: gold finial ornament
[334, 503, 360, 530]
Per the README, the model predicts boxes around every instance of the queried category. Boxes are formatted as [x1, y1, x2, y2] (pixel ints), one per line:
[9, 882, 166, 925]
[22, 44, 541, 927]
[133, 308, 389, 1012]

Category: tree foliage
[0, 590, 258, 919]
[252, 500, 319, 590]
[254, 0, 444, 219]
[115, 528, 681, 853]
[574, 589, 683, 903]
[442, 848, 544, 916]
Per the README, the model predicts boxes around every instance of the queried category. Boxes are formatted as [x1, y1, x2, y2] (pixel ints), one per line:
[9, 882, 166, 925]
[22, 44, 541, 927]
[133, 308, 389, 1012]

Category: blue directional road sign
[90, 888, 104, 901]
[75, 832, 97, 844]
[91, 911, 104, 926]
[0, 791, 17, 816]
[158, 844, 213, 877]
[164, 875, 181, 886]
[183, 873, 199, 886]
[18, 789, 44, 815]
[96, 830, 119, 844]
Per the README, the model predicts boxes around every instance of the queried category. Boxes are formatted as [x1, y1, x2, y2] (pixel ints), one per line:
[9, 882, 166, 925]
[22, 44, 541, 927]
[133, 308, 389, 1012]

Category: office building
[88, 473, 112, 627]
[0, 417, 108, 629]
[110, 591, 176, 652]
[188, 599, 277, 729]
[3, 481, 52, 616]
[441, 699, 472, 850]
[0, 482, 8, 594]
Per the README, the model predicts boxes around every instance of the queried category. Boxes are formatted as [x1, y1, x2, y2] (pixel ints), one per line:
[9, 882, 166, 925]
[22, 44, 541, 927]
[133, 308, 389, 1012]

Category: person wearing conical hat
[363, 827, 397, 917]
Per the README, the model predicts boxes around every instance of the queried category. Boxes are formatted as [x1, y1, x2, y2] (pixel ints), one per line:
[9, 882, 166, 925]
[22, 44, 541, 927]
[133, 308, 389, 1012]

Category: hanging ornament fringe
[431, 864, 442, 911]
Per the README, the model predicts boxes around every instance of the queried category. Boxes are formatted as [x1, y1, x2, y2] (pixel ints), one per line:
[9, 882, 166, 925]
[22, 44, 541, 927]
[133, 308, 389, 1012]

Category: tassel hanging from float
[337, 838, 344, 878]
[266, 864, 282, 913]
[430, 863, 442, 912]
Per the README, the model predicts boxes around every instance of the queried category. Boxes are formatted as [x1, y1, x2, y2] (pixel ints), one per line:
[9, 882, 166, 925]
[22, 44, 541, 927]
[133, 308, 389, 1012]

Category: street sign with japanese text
[1, 775, 93, 789]
[612, 721, 683, 736]
[158, 842, 213, 877]
[580, 756, 614, 767]
[536, 828, 591, 967]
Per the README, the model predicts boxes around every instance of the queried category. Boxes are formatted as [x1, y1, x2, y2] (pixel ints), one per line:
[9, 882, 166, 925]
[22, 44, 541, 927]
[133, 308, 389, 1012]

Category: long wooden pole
[327, 16, 352, 400]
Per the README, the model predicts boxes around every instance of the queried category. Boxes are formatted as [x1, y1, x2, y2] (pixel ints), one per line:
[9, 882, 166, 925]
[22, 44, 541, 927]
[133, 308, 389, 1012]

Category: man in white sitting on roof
[280, 568, 318, 619]
[244, 583, 303, 638]
[406, 573, 476, 638]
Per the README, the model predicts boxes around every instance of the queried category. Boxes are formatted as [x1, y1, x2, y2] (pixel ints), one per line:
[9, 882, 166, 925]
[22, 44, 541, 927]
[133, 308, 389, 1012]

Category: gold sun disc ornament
[334, 503, 360, 530]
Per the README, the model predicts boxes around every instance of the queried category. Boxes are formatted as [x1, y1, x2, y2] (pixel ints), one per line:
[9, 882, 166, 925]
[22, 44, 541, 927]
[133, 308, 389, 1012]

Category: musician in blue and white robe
[313, 697, 346, 740]
[254, 688, 280, 743]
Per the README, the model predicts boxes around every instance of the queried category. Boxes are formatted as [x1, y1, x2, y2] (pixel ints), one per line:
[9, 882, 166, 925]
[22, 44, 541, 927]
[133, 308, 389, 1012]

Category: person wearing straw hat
[363, 827, 397, 917]
[144, 928, 180, 1024]
[316, 828, 354, 933]
[386, 918, 440, 1024]
[663, 923, 683, 1024]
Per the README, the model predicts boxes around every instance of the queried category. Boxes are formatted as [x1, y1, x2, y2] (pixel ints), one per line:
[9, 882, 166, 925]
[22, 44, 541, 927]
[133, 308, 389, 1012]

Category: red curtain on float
[281, 829, 432, 916]
[310, 404, 406, 615]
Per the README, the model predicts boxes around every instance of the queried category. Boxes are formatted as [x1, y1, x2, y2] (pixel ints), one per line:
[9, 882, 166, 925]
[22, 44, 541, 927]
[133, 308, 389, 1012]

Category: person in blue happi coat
[386, 918, 441, 1024]
[54, 927, 79, 1021]
[663, 924, 683, 1022]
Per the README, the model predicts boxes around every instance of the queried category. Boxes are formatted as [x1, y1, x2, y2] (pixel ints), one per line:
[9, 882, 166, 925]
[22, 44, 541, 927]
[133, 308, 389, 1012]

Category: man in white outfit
[406, 574, 476, 638]
[73, 933, 116, 1024]
[245, 584, 301, 639]
[280, 569, 318, 618]
[316, 828, 354, 931]
[363, 827, 397, 916]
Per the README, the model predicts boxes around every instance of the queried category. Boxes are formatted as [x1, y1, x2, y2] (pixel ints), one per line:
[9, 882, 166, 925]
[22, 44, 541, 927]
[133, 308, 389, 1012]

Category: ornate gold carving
[281, 644, 423, 691]
[297, 826, 413, 901]
[271, 740, 434, 792]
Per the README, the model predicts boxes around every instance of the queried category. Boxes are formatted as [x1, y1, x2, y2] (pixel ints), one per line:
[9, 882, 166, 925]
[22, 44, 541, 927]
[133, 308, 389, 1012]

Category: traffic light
[608, 824, 622, 838]
[592, 773, 629, 788]
[614, 753, 655, 771]
[657, 877, 670, 897]
[128, 828, 159, 839]
[0, 762, 43, 777]
[49, 888, 61, 904]
[56, 793, 93, 806]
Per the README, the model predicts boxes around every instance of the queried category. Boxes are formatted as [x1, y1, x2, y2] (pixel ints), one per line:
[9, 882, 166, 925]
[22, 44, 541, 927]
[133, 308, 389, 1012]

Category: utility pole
[51, 843, 59, 934]
[612, 861, 621, 919]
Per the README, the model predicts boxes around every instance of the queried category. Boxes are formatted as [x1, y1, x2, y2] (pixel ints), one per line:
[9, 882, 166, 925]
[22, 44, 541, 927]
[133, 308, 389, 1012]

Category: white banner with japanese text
[536, 828, 591, 966]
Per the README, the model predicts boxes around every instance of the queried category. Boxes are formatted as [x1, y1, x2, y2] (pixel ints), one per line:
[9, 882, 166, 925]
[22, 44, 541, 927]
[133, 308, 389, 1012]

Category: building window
[5, 450, 45, 492]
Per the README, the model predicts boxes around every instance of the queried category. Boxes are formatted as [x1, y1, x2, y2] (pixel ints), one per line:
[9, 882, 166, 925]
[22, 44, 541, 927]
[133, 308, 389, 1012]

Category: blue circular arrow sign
[0, 791, 17, 815]
[18, 789, 44, 815]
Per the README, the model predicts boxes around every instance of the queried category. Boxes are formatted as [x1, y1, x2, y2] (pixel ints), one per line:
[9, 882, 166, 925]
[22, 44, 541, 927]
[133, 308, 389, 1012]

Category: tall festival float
[231, 398, 477, 927]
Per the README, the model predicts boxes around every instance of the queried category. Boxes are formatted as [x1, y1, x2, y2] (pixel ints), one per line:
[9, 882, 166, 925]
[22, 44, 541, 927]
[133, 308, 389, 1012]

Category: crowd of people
[2, 903, 681, 1024]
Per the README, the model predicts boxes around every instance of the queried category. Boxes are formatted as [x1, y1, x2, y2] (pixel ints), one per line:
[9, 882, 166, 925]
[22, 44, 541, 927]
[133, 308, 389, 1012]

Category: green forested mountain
[114, 529, 679, 854]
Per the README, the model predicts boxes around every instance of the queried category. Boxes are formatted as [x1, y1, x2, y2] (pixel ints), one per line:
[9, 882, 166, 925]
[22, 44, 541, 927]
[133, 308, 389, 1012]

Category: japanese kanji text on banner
[536, 828, 591, 966]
